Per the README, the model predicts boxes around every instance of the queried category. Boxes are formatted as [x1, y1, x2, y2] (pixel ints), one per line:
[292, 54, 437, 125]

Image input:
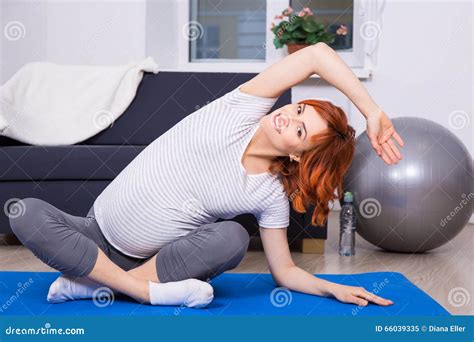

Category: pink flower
[282, 6, 294, 16]
[303, 7, 313, 15]
[336, 24, 348, 36]
[298, 10, 305, 17]
[274, 14, 284, 20]
[270, 22, 275, 31]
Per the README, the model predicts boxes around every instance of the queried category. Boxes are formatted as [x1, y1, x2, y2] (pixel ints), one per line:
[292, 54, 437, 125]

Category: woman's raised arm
[309, 43, 405, 164]
[243, 42, 404, 164]
[239, 43, 322, 98]
[241, 42, 381, 119]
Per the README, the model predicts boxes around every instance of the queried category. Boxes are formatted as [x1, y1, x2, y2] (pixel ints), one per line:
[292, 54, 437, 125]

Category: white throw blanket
[0, 57, 159, 145]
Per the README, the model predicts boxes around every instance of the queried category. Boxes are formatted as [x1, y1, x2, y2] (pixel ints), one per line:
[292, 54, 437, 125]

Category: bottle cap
[344, 191, 353, 202]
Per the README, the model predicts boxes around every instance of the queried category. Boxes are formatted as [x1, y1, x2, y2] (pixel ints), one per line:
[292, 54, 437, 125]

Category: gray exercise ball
[343, 117, 473, 253]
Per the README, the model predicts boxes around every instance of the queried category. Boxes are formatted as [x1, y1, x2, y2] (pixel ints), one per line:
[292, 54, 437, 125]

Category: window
[287, 0, 364, 70]
[189, 0, 266, 62]
[168, 0, 384, 76]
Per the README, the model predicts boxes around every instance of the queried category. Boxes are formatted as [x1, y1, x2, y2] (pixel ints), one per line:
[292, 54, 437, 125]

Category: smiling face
[259, 103, 328, 158]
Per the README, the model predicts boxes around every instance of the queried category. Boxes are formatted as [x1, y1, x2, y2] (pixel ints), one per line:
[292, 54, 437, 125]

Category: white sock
[48, 275, 214, 308]
[47, 275, 115, 303]
[148, 279, 214, 308]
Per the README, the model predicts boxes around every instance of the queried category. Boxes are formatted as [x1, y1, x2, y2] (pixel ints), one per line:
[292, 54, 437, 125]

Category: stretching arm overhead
[241, 42, 404, 165]
[240, 43, 318, 99]
[241, 42, 381, 118]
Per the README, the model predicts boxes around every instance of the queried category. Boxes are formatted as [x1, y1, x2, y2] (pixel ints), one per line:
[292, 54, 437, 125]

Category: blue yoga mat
[0, 271, 449, 316]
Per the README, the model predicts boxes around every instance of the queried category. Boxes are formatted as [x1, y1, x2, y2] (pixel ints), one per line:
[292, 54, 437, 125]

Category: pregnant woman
[10, 42, 403, 308]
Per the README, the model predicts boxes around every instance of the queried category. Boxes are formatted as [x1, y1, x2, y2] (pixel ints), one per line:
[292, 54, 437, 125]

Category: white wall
[145, 0, 180, 70]
[1, 0, 147, 83]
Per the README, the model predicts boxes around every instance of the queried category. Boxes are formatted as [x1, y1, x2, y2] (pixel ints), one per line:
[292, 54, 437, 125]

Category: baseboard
[301, 238, 325, 254]
[0, 233, 21, 246]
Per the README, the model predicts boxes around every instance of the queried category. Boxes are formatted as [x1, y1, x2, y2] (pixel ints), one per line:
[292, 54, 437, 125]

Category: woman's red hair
[268, 99, 356, 227]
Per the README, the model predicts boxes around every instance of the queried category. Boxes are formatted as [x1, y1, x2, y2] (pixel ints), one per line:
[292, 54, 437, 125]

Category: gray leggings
[9, 198, 250, 282]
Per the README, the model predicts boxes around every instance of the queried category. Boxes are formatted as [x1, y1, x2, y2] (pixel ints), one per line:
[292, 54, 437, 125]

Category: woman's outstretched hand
[366, 110, 405, 165]
[329, 283, 394, 307]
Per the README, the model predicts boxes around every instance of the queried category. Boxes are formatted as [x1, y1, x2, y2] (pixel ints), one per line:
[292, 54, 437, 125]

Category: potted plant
[270, 6, 347, 54]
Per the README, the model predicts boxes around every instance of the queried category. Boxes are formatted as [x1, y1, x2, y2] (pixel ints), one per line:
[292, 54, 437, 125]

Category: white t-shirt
[93, 82, 290, 258]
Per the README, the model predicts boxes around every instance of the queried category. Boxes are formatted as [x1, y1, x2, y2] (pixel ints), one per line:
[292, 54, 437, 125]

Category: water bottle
[339, 191, 356, 256]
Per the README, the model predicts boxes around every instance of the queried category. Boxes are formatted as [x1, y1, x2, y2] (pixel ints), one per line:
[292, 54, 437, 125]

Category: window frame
[176, 0, 382, 78]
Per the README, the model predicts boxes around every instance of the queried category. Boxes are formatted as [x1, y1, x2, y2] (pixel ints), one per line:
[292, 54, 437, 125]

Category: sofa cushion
[0, 145, 144, 181]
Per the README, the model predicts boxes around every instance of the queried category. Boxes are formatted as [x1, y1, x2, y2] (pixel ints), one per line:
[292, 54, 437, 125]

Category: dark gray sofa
[0, 71, 327, 253]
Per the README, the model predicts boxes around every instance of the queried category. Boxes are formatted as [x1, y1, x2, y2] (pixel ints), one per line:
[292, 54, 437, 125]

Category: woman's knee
[204, 221, 250, 274]
[221, 221, 250, 266]
[9, 197, 99, 277]
[9, 197, 48, 244]
[155, 221, 250, 282]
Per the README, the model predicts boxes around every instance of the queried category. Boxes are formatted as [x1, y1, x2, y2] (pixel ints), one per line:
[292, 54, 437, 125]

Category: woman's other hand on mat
[330, 284, 393, 306]
[365, 109, 405, 166]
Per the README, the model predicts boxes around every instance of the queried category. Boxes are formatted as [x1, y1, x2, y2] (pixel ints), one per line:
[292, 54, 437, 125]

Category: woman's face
[260, 103, 328, 157]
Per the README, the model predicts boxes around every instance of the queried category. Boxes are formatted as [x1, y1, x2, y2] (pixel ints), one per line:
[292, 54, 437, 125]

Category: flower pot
[287, 43, 310, 54]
